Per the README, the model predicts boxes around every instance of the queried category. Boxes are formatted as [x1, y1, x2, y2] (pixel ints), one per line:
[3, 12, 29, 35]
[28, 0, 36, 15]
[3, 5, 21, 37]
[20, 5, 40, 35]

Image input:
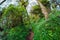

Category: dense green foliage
[32, 10, 60, 40]
[0, 4, 30, 40]
[0, 0, 60, 40]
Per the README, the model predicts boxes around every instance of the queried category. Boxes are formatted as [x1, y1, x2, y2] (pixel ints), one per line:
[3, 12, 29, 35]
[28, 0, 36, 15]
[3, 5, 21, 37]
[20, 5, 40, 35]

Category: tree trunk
[37, 0, 48, 19]
[26, 29, 34, 40]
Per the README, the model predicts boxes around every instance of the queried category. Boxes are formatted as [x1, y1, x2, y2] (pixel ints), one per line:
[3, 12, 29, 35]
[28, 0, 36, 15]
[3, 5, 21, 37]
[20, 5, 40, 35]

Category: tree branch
[37, 0, 48, 19]
[0, 0, 6, 5]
